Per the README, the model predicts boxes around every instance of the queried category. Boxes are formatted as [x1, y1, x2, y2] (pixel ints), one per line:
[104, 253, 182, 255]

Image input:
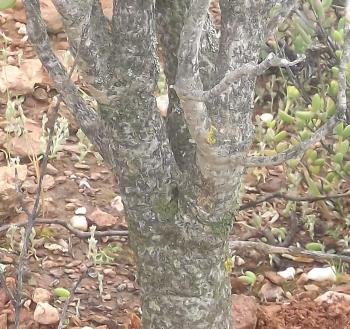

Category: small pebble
[75, 206, 87, 215]
[116, 283, 127, 292]
[55, 176, 67, 184]
[74, 163, 90, 170]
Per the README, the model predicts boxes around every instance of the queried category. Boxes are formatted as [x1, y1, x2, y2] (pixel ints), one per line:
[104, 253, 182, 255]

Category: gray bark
[23, 0, 297, 328]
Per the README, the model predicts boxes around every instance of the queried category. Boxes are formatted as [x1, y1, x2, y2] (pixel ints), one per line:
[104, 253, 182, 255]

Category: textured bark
[24, 0, 297, 328]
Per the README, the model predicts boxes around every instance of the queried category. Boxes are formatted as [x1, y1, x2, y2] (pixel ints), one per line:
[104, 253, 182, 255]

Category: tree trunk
[24, 0, 296, 328]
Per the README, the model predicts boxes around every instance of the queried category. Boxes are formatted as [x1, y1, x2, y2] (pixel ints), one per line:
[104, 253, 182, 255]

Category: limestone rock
[32, 288, 51, 304]
[33, 302, 59, 325]
[88, 207, 117, 229]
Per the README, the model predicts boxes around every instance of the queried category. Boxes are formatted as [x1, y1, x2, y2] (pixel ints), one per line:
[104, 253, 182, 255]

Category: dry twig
[0, 219, 128, 238]
[229, 240, 350, 263]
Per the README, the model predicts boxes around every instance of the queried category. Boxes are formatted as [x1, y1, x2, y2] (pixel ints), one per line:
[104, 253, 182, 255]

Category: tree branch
[229, 240, 350, 264]
[244, 114, 343, 167]
[174, 53, 305, 102]
[23, 0, 102, 144]
[174, 0, 213, 157]
[0, 218, 128, 239]
[51, 0, 113, 95]
[239, 190, 350, 211]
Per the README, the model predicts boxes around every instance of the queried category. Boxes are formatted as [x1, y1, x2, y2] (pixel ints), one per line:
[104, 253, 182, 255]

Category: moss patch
[211, 212, 233, 238]
[153, 196, 179, 221]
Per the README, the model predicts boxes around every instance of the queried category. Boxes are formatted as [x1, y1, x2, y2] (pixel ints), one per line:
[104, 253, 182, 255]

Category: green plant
[40, 114, 69, 158]
[95, 243, 122, 264]
[87, 225, 98, 264]
[6, 224, 17, 251]
[253, 0, 350, 243]
[4, 97, 26, 136]
[238, 270, 257, 286]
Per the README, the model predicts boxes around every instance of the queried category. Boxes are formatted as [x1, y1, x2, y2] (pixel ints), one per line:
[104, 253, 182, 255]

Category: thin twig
[0, 218, 128, 238]
[239, 191, 350, 210]
[57, 268, 91, 329]
[13, 10, 92, 329]
[14, 168, 30, 217]
[229, 240, 350, 263]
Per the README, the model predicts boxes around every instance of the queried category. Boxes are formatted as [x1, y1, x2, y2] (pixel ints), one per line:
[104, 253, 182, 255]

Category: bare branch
[52, 0, 113, 93]
[230, 240, 350, 264]
[244, 115, 342, 167]
[174, 53, 305, 102]
[171, 0, 241, 182]
[239, 190, 350, 211]
[173, 0, 213, 154]
[176, 0, 210, 81]
[0, 218, 128, 238]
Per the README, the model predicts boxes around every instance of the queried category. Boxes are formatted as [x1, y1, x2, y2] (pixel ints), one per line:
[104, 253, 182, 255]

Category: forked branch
[175, 53, 305, 102]
[23, 0, 101, 140]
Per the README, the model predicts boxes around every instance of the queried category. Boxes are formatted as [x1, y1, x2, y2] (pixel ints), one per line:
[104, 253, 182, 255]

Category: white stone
[70, 215, 88, 231]
[75, 206, 87, 215]
[306, 266, 336, 282]
[260, 113, 274, 122]
[278, 267, 296, 280]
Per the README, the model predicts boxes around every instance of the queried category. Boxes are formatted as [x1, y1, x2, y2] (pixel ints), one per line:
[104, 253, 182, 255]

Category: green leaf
[276, 142, 289, 152]
[53, 287, 71, 298]
[305, 242, 323, 251]
[295, 111, 314, 121]
[300, 129, 311, 140]
[238, 275, 255, 285]
[244, 271, 257, 281]
[305, 173, 321, 196]
[333, 152, 344, 164]
[0, 0, 16, 10]
[239, 271, 257, 286]
[293, 35, 306, 53]
[326, 172, 336, 182]
[278, 110, 294, 124]
[309, 165, 321, 174]
[335, 122, 344, 136]
[344, 161, 350, 173]
[343, 125, 350, 137]
[293, 18, 313, 44]
[326, 97, 336, 118]
[287, 86, 300, 100]
[313, 158, 325, 166]
[274, 131, 288, 143]
[311, 94, 322, 112]
[337, 140, 349, 155]
[332, 30, 344, 45]
[305, 149, 318, 161]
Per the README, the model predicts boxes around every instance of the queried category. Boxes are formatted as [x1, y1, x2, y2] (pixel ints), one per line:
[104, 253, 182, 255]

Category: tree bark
[23, 0, 296, 328]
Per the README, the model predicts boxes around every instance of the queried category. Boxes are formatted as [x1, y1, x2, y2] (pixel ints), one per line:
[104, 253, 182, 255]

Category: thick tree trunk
[24, 0, 296, 328]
